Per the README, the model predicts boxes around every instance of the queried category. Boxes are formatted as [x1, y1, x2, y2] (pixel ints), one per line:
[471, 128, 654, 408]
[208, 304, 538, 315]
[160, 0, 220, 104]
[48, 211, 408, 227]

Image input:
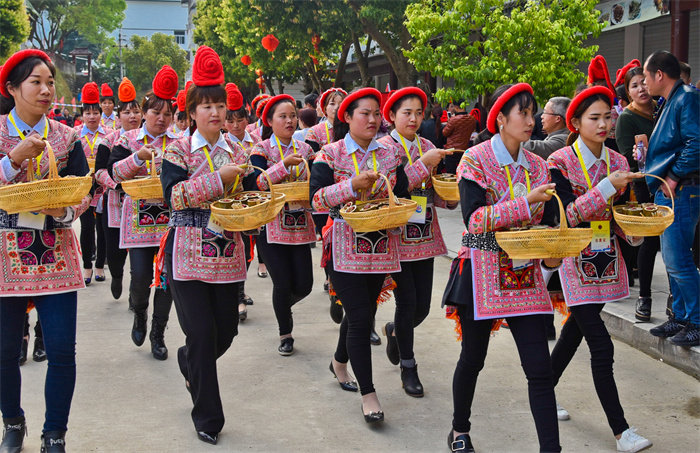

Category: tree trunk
[265, 77, 276, 96]
[334, 41, 352, 88]
[352, 32, 372, 87]
[277, 78, 284, 94]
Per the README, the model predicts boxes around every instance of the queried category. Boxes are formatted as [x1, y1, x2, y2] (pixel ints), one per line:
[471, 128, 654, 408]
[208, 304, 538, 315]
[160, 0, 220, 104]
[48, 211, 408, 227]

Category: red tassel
[247, 236, 256, 263]
[445, 306, 462, 341]
[151, 229, 170, 289]
[550, 292, 570, 324]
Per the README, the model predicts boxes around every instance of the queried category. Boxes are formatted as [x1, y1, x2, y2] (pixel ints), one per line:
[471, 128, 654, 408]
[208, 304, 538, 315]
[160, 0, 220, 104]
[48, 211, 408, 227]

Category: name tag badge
[408, 195, 427, 224]
[511, 259, 531, 270]
[590, 220, 611, 252]
[17, 211, 46, 229]
[287, 202, 305, 212]
[206, 214, 224, 237]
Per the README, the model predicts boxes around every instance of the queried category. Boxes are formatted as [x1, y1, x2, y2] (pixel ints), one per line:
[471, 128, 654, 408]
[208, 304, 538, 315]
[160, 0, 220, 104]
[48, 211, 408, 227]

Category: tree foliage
[122, 33, 189, 97]
[405, 0, 604, 106]
[0, 0, 30, 62]
[26, 0, 126, 53]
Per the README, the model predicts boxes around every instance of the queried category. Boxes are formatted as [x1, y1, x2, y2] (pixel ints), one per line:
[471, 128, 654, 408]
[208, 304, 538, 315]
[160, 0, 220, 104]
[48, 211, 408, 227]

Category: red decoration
[587, 55, 614, 94]
[176, 89, 186, 112]
[261, 34, 279, 53]
[614, 59, 642, 87]
[100, 83, 113, 97]
[192, 45, 225, 87]
[241, 55, 252, 66]
[256, 76, 265, 88]
[382, 87, 427, 123]
[566, 86, 614, 133]
[81, 82, 100, 105]
[226, 83, 243, 111]
[255, 68, 264, 77]
[486, 83, 533, 134]
[118, 77, 136, 103]
[312, 34, 321, 52]
[152, 65, 179, 100]
[0, 49, 51, 98]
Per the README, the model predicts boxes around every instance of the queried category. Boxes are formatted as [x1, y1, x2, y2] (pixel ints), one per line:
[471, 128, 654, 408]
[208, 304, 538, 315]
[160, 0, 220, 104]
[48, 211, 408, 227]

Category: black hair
[53, 108, 61, 115]
[225, 106, 247, 121]
[100, 95, 116, 104]
[488, 84, 538, 129]
[0, 56, 57, 115]
[565, 93, 612, 146]
[332, 91, 381, 143]
[186, 84, 226, 135]
[390, 94, 424, 116]
[645, 51, 681, 80]
[624, 67, 645, 95]
[261, 98, 296, 141]
[298, 108, 318, 128]
[117, 100, 140, 115]
[615, 85, 629, 103]
[304, 92, 319, 107]
[80, 103, 102, 115]
[177, 110, 188, 121]
[432, 105, 443, 144]
[141, 91, 174, 116]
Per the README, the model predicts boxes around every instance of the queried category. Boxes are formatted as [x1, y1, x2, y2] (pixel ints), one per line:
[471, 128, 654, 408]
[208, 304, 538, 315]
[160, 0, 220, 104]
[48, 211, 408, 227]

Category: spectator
[441, 99, 476, 173]
[52, 107, 68, 125]
[615, 85, 630, 109]
[521, 96, 571, 159]
[643, 50, 700, 346]
[73, 113, 83, 128]
[293, 107, 318, 142]
[679, 61, 692, 85]
[530, 111, 546, 141]
[304, 92, 319, 112]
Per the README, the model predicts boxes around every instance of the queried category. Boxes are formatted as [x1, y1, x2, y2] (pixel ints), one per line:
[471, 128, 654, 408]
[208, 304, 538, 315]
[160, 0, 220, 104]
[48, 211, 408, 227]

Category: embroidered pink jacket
[305, 121, 333, 148]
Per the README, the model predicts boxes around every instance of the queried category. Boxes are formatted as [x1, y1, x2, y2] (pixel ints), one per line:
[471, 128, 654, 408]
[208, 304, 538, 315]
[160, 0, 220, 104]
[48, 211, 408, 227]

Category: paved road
[16, 223, 700, 452]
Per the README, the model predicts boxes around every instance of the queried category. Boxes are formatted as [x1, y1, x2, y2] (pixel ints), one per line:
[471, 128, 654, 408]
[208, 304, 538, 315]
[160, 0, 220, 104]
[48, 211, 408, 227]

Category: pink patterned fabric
[305, 122, 333, 148]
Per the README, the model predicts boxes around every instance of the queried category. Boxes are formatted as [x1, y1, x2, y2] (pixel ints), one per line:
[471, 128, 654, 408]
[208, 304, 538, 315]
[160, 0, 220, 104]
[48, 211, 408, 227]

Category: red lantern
[255, 68, 264, 77]
[241, 55, 251, 66]
[311, 34, 321, 52]
[261, 34, 279, 53]
[256, 76, 264, 88]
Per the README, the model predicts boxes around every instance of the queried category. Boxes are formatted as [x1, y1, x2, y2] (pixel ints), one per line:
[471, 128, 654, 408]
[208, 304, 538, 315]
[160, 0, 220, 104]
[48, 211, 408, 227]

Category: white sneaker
[616, 427, 652, 453]
[556, 402, 570, 421]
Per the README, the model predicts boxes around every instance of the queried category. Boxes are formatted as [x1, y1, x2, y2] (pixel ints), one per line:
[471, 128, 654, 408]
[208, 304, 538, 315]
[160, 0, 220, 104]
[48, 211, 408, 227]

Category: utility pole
[119, 28, 124, 79]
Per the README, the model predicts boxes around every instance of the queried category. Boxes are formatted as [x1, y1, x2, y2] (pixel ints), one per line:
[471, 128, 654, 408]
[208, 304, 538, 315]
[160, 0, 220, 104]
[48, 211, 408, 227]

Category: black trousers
[129, 247, 172, 323]
[452, 306, 560, 452]
[391, 258, 434, 361]
[79, 206, 106, 270]
[550, 303, 629, 436]
[167, 254, 240, 433]
[444, 152, 464, 175]
[256, 233, 313, 336]
[102, 213, 128, 280]
[327, 266, 384, 396]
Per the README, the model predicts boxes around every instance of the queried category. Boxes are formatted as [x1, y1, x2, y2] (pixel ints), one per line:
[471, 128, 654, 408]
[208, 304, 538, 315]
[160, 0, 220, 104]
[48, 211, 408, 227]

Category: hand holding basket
[273, 156, 309, 202]
[120, 155, 163, 200]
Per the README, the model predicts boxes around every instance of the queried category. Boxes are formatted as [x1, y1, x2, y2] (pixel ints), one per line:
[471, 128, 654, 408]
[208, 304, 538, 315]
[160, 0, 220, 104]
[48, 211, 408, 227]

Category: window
[174, 30, 185, 45]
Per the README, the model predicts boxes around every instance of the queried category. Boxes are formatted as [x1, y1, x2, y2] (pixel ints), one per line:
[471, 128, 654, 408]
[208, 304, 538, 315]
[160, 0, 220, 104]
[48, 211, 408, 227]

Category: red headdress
[81, 82, 100, 105]
[587, 55, 614, 93]
[256, 97, 271, 119]
[566, 86, 614, 133]
[152, 65, 179, 100]
[226, 83, 244, 111]
[192, 45, 224, 87]
[614, 59, 642, 87]
[100, 83, 114, 98]
[319, 87, 348, 111]
[118, 77, 136, 103]
[0, 49, 52, 98]
[261, 94, 295, 127]
[252, 94, 270, 112]
[486, 83, 533, 134]
[381, 87, 427, 123]
[337, 88, 382, 123]
[176, 89, 186, 113]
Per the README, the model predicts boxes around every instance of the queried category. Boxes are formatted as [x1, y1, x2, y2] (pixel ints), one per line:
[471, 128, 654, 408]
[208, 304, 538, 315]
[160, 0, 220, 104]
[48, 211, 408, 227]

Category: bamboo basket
[0, 141, 92, 214]
[273, 157, 309, 202]
[613, 174, 674, 236]
[209, 165, 286, 231]
[431, 173, 459, 202]
[121, 157, 163, 200]
[86, 157, 96, 174]
[340, 173, 418, 233]
[495, 190, 593, 259]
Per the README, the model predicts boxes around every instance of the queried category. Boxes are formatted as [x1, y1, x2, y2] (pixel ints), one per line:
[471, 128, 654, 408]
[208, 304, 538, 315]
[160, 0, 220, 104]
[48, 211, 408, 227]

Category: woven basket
[209, 165, 286, 231]
[273, 157, 309, 202]
[340, 173, 418, 233]
[613, 174, 674, 236]
[86, 157, 96, 174]
[121, 158, 163, 200]
[495, 191, 593, 259]
[0, 141, 92, 214]
[431, 173, 459, 202]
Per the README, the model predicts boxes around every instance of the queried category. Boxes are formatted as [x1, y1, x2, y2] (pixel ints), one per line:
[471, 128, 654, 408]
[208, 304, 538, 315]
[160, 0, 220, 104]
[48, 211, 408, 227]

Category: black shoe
[149, 318, 168, 360]
[448, 430, 475, 452]
[131, 309, 148, 346]
[329, 295, 343, 324]
[401, 364, 424, 397]
[650, 317, 685, 338]
[94, 270, 106, 282]
[635, 297, 652, 322]
[19, 337, 28, 366]
[329, 361, 358, 392]
[197, 431, 218, 445]
[323, 279, 329, 292]
[242, 294, 254, 305]
[382, 322, 400, 365]
[278, 337, 294, 356]
[670, 323, 700, 347]
[361, 404, 384, 424]
[33, 336, 47, 362]
[111, 277, 123, 299]
[1, 416, 26, 453]
[40, 430, 66, 453]
[370, 320, 381, 346]
[239, 307, 248, 322]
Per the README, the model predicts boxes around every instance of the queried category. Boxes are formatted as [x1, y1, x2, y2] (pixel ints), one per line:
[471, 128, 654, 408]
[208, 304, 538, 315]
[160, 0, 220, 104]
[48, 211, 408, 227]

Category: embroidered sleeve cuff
[54, 206, 75, 223]
[597, 178, 617, 200]
[113, 153, 145, 182]
[404, 160, 430, 190]
[1, 156, 21, 182]
[134, 154, 146, 166]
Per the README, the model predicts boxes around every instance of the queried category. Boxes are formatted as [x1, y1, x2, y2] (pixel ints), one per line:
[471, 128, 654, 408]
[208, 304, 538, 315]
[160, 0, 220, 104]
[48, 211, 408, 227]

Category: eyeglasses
[541, 112, 562, 117]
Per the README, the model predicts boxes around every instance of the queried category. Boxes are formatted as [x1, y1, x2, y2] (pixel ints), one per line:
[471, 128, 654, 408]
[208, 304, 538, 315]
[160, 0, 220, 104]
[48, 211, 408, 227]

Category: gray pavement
[15, 216, 700, 452]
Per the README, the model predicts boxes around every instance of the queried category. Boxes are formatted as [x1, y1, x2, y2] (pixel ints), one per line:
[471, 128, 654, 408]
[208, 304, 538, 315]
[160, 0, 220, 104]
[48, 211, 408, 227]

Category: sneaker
[616, 427, 652, 452]
[556, 402, 570, 421]
[670, 323, 700, 347]
[649, 318, 685, 338]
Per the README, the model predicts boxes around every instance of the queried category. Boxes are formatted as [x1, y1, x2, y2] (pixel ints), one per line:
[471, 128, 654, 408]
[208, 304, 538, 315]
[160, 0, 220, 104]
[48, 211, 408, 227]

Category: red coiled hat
[176, 89, 186, 113]
[337, 88, 382, 123]
[261, 94, 295, 127]
[152, 65, 179, 100]
[319, 87, 348, 111]
[0, 49, 52, 98]
[566, 86, 614, 133]
[118, 77, 136, 103]
[226, 83, 244, 111]
[381, 87, 427, 123]
[192, 45, 224, 87]
[100, 83, 113, 97]
[256, 97, 271, 119]
[588, 55, 614, 94]
[486, 83, 533, 134]
[614, 59, 642, 87]
[252, 94, 270, 112]
[81, 82, 100, 105]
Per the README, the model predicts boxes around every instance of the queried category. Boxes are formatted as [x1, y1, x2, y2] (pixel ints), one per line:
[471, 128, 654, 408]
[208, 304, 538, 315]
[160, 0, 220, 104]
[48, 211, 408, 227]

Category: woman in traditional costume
[99, 83, 119, 131]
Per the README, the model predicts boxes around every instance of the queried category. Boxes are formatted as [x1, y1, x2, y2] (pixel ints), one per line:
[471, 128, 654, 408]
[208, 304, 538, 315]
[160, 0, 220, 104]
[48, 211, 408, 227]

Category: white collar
[575, 137, 609, 170]
[102, 112, 115, 121]
[325, 119, 333, 129]
[81, 123, 106, 137]
[191, 129, 232, 154]
[390, 129, 419, 150]
[118, 127, 126, 135]
[136, 125, 179, 141]
[491, 134, 530, 170]
[270, 133, 295, 150]
[7, 108, 47, 138]
[343, 133, 384, 155]
[228, 130, 253, 144]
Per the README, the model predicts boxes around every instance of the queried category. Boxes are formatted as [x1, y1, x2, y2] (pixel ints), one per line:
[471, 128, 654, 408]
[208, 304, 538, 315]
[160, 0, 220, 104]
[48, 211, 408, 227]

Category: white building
[115, 0, 190, 54]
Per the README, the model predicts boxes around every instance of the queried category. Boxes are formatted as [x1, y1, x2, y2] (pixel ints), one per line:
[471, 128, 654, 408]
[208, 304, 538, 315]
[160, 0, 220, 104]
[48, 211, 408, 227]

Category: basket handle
[641, 173, 674, 211]
[149, 153, 158, 179]
[287, 156, 309, 183]
[378, 173, 397, 208]
[545, 189, 568, 231]
[25, 140, 58, 182]
[233, 164, 275, 199]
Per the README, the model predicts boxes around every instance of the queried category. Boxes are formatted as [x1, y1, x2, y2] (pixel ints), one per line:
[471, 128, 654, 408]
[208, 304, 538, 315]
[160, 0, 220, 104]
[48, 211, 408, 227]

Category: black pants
[167, 254, 240, 433]
[102, 213, 128, 280]
[550, 303, 629, 436]
[452, 306, 560, 452]
[129, 247, 172, 323]
[633, 180, 662, 297]
[444, 152, 464, 175]
[79, 206, 106, 270]
[256, 233, 313, 336]
[391, 258, 434, 361]
[23, 314, 42, 339]
[327, 266, 384, 396]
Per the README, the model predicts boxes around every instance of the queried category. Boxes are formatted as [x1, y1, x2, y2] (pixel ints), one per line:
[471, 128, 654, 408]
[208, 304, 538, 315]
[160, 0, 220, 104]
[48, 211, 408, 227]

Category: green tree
[26, 0, 126, 53]
[0, 0, 30, 61]
[405, 0, 604, 106]
[122, 33, 189, 97]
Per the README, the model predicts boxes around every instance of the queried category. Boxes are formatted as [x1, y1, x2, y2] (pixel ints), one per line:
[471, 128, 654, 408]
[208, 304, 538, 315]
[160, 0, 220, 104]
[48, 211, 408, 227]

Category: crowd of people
[0, 43, 697, 453]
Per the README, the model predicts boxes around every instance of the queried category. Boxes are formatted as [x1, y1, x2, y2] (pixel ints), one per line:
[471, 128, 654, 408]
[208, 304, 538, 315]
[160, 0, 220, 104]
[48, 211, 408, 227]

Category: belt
[678, 177, 699, 186]
[168, 209, 210, 228]
[461, 232, 500, 252]
[0, 210, 70, 230]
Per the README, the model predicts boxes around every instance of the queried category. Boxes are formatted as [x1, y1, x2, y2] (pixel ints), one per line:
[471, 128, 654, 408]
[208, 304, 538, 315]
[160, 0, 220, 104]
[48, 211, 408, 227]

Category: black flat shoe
[83, 269, 92, 286]
[243, 294, 254, 305]
[19, 337, 28, 366]
[239, 307, 248, 322]
[401, 364, 424, 397]
[370, 327, 381, 346]
[329, 361, 358, 392]
[94, 270, 106, 282]
[382, 322, 400, 365]
[40, 430, 66, 452]
[33, 336, 47, 362]
[361, 404, 384, 424]
[111, 277, 123, 299]
[448, 430, 475, 452]
[1, 416, 26, 453]
[329, 295, 343, 324]
[278, 337, 294, 356]
[197, 431, 218, 445]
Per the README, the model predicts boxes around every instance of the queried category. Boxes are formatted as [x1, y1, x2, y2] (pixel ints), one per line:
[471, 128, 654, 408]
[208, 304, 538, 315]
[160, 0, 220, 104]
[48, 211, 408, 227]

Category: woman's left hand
[543, 258, 562, 268]
[41, 207, 67, 217]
